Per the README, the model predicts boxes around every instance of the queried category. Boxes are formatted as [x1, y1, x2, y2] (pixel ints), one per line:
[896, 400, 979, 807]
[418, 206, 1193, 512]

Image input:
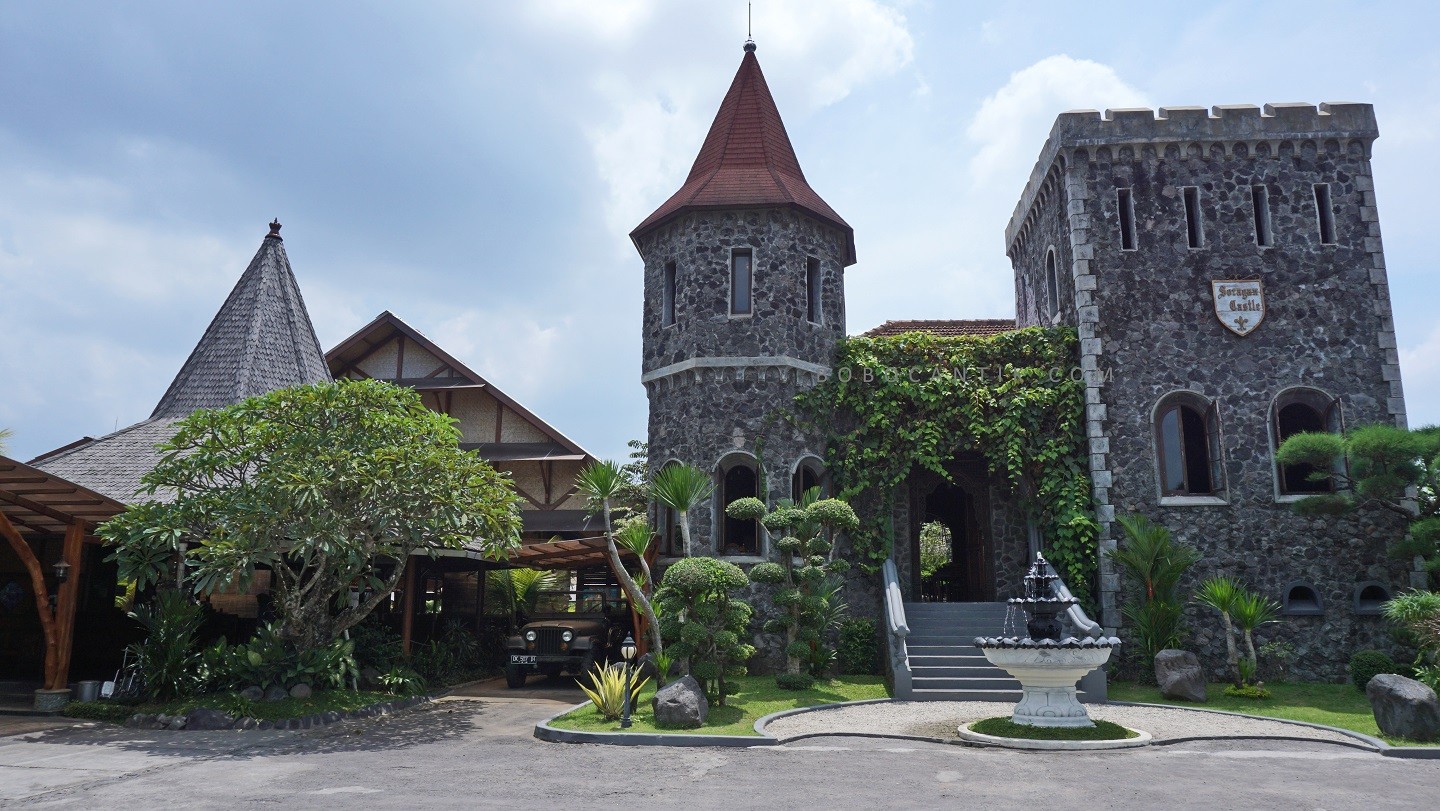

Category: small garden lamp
[52, 559, 70, 584]
[620, 633, 637, 729]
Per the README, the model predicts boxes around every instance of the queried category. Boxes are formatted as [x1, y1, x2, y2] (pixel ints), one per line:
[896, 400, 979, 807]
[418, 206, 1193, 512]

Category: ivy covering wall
[796, 327, 1099, 604]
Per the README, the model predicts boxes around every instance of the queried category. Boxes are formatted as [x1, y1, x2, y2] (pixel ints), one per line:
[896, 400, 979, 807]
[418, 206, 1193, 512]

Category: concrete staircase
[904, 602, 1023, 701]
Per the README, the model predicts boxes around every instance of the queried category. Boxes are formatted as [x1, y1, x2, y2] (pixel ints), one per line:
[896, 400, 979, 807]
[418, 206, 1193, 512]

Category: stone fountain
[974, 554, 1121, 728]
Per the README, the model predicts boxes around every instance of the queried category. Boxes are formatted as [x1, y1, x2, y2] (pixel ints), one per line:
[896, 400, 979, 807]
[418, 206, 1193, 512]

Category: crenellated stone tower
[631, 41, 855, 562]
[1005, 103, 1414, 679]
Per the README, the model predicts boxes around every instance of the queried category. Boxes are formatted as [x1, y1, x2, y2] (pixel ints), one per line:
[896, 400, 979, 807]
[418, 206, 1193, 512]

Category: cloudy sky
[2, 1, 1437, 463]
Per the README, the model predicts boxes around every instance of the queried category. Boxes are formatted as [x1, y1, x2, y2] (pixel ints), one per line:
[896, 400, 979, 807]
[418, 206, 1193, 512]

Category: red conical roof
[631, 44, 855, 264]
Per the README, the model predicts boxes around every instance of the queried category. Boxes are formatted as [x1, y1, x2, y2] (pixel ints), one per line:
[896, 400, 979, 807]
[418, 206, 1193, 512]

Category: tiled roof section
[31, 418, 183, 503]
[631, 46, 855, 264]
[860, 319, 1018, 338]
[151, 228, 331, 419]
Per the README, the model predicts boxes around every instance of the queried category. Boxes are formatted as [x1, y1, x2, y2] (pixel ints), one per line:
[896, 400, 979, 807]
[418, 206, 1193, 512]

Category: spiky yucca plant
[578, 661, 650, 721]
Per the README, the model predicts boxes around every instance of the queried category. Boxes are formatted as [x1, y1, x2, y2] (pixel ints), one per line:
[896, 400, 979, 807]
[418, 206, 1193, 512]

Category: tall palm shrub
[1194, 576, 1243, 685]
[1233, 589, 1280, 681]
[650, 464, 714, 557]
[576, 460, 662, 658]
[1106, 513, 1200, 674]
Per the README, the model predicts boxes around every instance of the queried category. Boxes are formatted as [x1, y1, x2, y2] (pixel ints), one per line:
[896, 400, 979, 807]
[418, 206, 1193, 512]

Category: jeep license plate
[510, 654, 537, 665]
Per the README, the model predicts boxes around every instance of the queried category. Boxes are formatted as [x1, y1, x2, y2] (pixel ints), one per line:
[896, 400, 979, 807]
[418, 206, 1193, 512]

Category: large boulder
[289, 684, 313, 699]
[184, 708, 236, 731]
[239, 685, 264, 701]
[1154, 649, 1207, 702]
[652, 675, 708, 729]
[264, 685, 289, 702]
[1366, 674, 1440, 742]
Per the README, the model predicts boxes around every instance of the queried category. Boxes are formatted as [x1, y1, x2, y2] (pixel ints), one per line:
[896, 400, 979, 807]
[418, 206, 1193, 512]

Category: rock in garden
[239, 686, 264, 701]
[1366, 674, 1440, 742]
[633, 653, 659, 683]
[359, 666, 381, 690]
[184, 708, 235, 731]
[165, 715, 188, 731]
[1154, 649, 1207, 702]
[652, 675, 708, 729]
[289, 684, 312, 699]
[264, 685, 289, 702]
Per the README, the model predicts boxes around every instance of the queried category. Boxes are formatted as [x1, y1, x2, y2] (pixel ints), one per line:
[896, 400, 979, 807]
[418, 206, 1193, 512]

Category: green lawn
[549, 675, 890, 736]
[65, 690, 400, 724]
[1110, 681, 1434, 747]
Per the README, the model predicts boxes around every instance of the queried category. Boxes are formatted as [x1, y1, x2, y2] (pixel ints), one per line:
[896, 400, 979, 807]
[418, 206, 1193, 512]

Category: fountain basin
[974, 638, 1120, 728]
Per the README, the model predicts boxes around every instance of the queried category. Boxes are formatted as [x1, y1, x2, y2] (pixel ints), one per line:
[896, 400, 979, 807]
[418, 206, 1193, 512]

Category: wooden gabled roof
[325, 311, 592, 459]
[631, 43, 855, 265]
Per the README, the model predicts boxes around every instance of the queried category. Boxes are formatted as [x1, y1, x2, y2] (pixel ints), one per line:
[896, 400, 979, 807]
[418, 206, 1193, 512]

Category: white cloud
[430, 309, 573, 405]
[577, 0, 915, 239]
[966, 55, 1149, 190]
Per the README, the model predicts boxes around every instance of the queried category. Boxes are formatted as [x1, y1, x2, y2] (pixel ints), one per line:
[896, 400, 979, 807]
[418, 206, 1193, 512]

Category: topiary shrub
[774, 672, 815, 691]
[1350, 649, 1400, 691]
[655, 557, 754, 705]
[838, 619, 880, 675]
[727, 494, 858, 688]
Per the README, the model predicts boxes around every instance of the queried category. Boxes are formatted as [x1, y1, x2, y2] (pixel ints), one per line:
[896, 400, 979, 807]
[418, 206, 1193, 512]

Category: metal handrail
[1043, 560, 1104, 638]
[882, 558, 912, 697]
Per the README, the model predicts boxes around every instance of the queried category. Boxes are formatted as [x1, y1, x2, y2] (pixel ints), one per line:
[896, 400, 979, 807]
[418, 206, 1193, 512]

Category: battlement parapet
[1006, 102, 1378, 251]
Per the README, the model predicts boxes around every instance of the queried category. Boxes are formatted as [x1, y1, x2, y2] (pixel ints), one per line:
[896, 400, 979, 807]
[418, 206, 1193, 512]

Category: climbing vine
[795, 327, 1099, 604]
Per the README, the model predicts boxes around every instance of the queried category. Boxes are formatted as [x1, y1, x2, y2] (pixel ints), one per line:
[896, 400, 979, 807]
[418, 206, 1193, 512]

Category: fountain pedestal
[977, 643, 1114, 728]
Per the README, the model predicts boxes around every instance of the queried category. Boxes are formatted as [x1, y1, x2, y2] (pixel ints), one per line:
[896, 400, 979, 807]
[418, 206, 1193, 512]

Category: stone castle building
[635, 43, 1417, 680]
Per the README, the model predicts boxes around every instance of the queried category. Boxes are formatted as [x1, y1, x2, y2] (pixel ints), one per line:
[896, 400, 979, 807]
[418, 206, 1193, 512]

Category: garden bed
[64, 689, 412, 727]
[1109, 681, 1432, 747]
[548, 675, 889, 736]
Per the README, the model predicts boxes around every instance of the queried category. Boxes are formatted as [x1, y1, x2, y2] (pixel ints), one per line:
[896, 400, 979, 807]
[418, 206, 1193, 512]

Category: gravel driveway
[763, 700, 1365, 746]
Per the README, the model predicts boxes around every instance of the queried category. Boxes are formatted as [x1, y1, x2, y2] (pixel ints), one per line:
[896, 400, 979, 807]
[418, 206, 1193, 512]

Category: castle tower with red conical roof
[633, 41, 855, 591]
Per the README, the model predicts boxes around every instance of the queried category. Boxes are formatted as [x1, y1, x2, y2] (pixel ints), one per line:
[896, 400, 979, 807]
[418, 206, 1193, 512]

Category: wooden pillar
[53, 521, 86, 689]
[400, 558, 416, 657]
[0, 510, 59, 688]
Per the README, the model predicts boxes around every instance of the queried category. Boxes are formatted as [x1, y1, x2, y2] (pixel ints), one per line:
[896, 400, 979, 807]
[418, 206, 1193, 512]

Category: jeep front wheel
[505, 663, 526, 689]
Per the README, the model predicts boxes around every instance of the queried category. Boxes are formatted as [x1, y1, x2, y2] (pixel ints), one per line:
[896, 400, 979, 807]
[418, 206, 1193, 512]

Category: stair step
[909, 654, 993, 666]
[909, 689, 1024, 702]
[913, 676, 1018, 689]
[909, 666, 1010, 678]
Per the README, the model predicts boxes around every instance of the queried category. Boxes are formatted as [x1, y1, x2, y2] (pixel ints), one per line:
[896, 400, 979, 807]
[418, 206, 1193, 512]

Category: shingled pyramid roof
[34, 221, 332, 501]
[631, 42, 855, 265]
[151, 221, 331, 418]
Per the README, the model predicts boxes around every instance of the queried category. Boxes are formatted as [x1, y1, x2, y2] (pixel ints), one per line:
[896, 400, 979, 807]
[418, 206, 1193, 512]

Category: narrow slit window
[1044, 249, 1059, 320]
[1251, 186, 1273, 247]
[1183, 186, 1203, 248]
[730, 249, 753, 316]
[805, 256, 821, 324]
[1117, 188, 1137, 250]
[1314, 183, 1336, 244]
[661, 260, 676, 327]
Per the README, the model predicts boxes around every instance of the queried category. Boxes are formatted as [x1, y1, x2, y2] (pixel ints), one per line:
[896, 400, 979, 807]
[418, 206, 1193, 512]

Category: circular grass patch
[969, 717, 1138, 741]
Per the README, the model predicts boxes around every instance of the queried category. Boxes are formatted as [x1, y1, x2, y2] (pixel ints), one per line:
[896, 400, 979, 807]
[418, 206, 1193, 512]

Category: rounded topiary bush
[1350, 649, 1399, 691]
[775, 672, 815, 691]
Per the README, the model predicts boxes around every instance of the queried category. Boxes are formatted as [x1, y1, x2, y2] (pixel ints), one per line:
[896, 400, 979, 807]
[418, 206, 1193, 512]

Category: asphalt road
[2, 687, 1437, 809]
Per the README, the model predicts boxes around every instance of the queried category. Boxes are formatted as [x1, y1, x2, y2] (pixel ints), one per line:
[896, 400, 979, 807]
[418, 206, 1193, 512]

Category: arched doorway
[918, 481, 993, 602]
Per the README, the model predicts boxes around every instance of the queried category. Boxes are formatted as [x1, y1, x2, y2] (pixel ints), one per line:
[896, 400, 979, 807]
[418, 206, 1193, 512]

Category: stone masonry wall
[1008, 104, 1412, 681]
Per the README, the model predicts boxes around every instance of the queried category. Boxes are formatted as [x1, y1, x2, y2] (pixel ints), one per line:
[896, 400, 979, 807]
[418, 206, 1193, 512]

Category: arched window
[1273, 387, 1343, 495]
[657, 461, 682, 556]
[1044, 248, 1059, 323]
[792, 458, 825, 503]
[718, 456, 760, 556]
[1154, 392, 1224, 496]
[1282, 582, 1324, 616]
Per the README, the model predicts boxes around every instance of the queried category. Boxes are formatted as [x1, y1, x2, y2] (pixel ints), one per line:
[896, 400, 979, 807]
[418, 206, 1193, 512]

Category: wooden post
[53, 521, 86, 689]
[400, 558, 416, 657]
[0, 510, 60, 688]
